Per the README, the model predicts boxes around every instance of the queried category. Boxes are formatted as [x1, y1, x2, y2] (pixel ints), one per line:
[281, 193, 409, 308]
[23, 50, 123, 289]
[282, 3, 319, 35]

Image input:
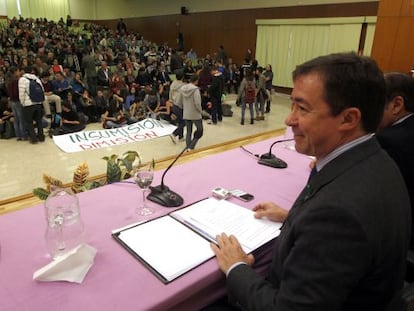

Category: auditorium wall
[91, 1, 379, 64]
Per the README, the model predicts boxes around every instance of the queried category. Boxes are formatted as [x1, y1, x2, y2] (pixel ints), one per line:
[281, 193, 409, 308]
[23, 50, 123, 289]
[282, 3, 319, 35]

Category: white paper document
[113, 198, 282, 283]
[171, 198, 282, 252]
[117, 216, 213, 282]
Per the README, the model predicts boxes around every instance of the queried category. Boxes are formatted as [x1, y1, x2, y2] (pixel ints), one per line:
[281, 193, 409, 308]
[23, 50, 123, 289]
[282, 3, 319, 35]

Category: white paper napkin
[33, 244, 97, 284]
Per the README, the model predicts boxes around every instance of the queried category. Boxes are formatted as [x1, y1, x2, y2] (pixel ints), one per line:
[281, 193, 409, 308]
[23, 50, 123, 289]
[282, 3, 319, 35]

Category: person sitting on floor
[128, 97, 147, 124]
[102, 95, 127, 129]
[52, 101, 85, 136]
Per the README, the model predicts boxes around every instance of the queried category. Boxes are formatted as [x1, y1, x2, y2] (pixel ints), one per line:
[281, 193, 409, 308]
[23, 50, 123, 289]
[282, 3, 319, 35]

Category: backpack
[244, 80, 255, 104]
[26, 77, 45, 102]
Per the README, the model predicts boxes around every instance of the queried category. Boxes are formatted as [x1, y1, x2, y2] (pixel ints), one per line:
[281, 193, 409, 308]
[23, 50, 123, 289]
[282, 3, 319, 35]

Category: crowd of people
[0, 16, 274, 149]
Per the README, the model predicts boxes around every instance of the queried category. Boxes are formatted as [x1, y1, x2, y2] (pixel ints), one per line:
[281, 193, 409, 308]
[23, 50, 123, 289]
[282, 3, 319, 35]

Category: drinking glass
[134, 164, 154, 216]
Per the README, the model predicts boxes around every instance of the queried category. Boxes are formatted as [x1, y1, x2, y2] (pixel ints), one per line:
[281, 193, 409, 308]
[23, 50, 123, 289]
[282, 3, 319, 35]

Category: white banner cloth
[53, 119, 176, 153]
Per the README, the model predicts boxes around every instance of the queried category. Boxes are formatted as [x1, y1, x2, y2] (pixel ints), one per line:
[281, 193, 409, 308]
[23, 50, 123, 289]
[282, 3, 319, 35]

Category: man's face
[285, 72, 345, 159]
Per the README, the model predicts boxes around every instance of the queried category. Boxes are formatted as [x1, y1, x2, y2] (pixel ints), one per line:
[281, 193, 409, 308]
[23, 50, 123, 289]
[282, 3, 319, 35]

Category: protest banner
[53, 119, 176, 153]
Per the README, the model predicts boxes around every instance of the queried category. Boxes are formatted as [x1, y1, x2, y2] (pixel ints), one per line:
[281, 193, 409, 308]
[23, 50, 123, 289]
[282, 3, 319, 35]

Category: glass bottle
[44, 188, 85, 259]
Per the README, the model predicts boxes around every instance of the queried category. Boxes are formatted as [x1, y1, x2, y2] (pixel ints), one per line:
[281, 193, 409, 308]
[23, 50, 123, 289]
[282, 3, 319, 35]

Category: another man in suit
[377, 72, 414, 250]
[209, 53, 411, 310]
[97, 61, 112, 88]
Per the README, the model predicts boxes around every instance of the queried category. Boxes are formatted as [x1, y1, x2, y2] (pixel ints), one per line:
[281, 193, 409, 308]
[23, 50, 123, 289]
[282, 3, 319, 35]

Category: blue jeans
[185, 119, 203, 149]
[9, 101, 26, 139]
[241, 100, 254, 122]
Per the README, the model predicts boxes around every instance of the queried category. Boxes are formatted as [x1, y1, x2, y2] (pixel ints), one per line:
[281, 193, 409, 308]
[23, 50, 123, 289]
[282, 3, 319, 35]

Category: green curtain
[15, 0, 69, 21]
[5, 0, 19, 19]
[256, 17, 376, 88]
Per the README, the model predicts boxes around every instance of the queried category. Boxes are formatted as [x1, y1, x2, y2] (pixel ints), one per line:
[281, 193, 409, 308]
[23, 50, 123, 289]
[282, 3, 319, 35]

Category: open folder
[112, 198, 282, 283]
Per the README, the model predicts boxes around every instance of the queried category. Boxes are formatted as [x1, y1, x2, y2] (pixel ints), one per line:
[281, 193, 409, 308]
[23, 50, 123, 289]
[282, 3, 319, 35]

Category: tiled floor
[1, 93, 292, 201]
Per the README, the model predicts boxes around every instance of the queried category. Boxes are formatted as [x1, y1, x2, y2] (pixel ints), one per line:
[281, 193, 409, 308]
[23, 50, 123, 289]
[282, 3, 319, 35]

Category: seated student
[94, 89, 109, 118]
[144, 88, 160, 119]
[102, 94, 127, 129]
[41, 72, 62, 118]
[157, 95, 174, 122]
[66, 91, 88, 124]
[51, 71, 71, 100]
[136, 66, 151, 89]
[111, 71, 128, 97]
[376, 72, 414, 250]
[70, 72, 86, 98]
[124, 86, 136, 112]
[128, 97, 147, 124]
[79, 89, 99, 122]
[0, 99, 15, 139]
[124, 68, 136, 88]
[53, 101, 85, 135]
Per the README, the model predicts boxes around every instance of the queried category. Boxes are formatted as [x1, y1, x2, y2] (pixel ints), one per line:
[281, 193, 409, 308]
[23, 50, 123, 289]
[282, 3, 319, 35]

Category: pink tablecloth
[0, 138, 311, 311]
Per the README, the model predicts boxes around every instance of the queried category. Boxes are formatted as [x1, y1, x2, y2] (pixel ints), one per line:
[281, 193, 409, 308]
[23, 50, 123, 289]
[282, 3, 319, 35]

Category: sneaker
[169, 134, 177, 144]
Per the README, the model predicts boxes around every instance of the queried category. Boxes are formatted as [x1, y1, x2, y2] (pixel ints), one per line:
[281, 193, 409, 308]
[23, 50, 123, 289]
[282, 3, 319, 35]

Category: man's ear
[339, 107, 361, 130]
[390, 96, 405, 115]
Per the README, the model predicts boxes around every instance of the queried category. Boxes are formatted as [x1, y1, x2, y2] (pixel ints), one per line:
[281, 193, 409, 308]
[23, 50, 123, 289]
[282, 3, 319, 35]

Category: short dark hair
[384, 72, 414, 113]
[175, 70, 184, 80]
[190, 73, 199, 83]
[293, 52, 386, 133]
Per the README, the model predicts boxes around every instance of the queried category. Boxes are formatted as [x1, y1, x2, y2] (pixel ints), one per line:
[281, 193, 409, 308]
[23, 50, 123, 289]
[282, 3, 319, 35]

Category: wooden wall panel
[377, 0, 403, 16]
[371, 17, 399, 70]
[400, 0, 414, 16]
[95, 2, 379, 65]
[373, 0, 414, 73]
[387, 17, 414, 72]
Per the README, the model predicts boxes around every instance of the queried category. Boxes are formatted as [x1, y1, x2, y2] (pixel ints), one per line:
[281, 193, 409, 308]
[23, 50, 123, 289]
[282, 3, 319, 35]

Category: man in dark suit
[377, 72, 414, 249]
[209, 53, 411, 310]
[97, 61, 112, 88]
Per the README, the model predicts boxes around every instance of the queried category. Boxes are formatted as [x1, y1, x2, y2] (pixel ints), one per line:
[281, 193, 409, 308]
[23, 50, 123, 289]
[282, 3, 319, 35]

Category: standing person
[82, 48, 97, 97]
[116, 18, 127, 35]
[237, 69, 256, 125]
[208, 66, 224, 125]
[264, 64, 273, 113]
[18, 67, 45, 144]
[207, 53, 410, 310]
[255, 66, 267, 121]
[169, 70, 186, 142]
[6, 67, 27, 140]
[177, 32, 184, 52]
[218, 45, 228, 67]
[376, 72, 414, 250]
[181, 74, 203, 150]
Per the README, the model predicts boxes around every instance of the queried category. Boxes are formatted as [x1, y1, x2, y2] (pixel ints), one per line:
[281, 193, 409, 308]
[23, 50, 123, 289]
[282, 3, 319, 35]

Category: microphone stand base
[258, 155, 288, 169]
[147, 185, 184, 207]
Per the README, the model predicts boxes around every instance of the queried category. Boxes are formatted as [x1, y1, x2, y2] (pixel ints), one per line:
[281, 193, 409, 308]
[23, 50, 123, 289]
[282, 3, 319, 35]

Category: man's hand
[210, 233, 254, 274]
[253, 202, 288, 222]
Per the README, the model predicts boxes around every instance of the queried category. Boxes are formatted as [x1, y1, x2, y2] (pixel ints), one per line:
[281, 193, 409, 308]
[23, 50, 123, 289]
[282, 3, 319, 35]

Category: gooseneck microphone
[258, 138, 294, 169]
[147, 140, 195, 207]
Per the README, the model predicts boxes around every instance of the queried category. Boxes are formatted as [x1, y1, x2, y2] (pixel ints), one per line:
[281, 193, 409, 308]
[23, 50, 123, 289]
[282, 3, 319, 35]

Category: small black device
[230, 189, 254, 202]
